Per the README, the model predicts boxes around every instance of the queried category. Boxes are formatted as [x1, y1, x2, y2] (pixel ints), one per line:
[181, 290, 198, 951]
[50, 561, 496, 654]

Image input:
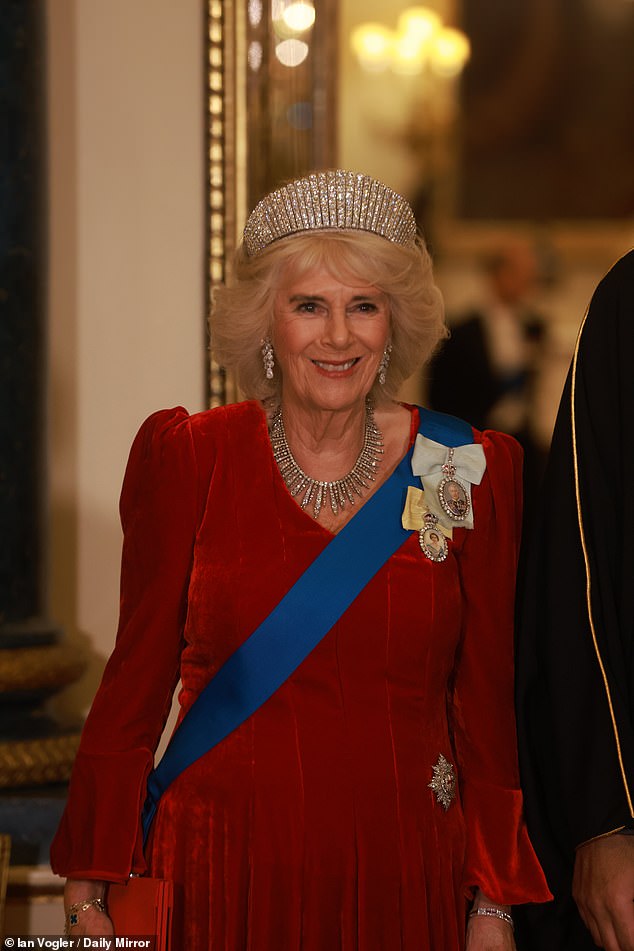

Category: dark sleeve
[516, 251, 634, 889]
[50, 407, 201, 883]
[426, 317, 499, 431]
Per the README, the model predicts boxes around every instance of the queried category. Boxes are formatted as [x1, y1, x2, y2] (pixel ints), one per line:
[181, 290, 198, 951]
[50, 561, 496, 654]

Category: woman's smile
[310, 356, 361, 374]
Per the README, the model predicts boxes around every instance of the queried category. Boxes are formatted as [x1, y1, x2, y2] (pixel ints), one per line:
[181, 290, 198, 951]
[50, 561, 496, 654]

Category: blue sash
[142, 408, 473, 841]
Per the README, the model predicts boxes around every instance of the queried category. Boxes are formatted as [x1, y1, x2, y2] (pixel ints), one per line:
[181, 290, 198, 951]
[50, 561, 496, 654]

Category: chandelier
[351, 5, 470, 77]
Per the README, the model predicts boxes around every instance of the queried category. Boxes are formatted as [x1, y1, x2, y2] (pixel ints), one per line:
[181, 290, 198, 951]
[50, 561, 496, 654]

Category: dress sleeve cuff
[460, 779, 553, 905]
[50, 748, 154, 883]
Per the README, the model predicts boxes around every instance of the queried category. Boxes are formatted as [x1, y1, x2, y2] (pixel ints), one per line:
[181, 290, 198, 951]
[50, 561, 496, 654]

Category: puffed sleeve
[50, 407, 200, 883]
[450, 430, 551, 905]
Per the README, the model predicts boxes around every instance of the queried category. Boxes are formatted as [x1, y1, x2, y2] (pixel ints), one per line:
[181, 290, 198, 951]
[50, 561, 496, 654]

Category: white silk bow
[411, 434, 487, 530]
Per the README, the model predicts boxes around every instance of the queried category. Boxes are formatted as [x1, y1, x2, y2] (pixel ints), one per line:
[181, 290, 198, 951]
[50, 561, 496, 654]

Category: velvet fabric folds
[51, 401, 550, 949]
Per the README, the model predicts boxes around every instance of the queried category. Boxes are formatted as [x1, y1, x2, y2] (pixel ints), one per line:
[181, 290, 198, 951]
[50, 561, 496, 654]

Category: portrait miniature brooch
[401, 486, 451, 563]
[411, 435, 487, 533]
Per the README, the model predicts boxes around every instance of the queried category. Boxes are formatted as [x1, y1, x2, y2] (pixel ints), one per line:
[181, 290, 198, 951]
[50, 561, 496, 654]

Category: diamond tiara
[242, 169, 417, 256]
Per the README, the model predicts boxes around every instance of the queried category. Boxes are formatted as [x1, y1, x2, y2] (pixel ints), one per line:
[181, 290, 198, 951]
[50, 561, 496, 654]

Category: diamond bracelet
[469, 906, 514, 929]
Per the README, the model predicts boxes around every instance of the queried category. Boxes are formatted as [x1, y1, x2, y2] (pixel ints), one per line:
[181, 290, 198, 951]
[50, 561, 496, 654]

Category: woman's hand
[466, 890, 516, 951]
[64, 878, 114, 936]
[466, 915, 516, 951]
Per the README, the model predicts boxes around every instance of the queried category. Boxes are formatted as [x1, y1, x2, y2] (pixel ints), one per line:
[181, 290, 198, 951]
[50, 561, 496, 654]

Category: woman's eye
[355, 301, 377, 313]
[297, 301, 317, 313]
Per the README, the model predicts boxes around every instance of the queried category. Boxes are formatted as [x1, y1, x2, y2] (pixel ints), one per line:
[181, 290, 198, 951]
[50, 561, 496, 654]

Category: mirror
[210, 0, 634, 410]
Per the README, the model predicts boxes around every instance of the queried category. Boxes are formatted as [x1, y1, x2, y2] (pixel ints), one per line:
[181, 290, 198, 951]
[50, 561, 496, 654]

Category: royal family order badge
[437, 448, 470, 522]
[411, 434, 486, 533]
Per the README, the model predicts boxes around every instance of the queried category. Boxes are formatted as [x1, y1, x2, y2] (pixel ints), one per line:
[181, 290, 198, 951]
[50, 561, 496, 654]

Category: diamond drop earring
[378, 343, 392, 385]
[261, 338, 275, 380]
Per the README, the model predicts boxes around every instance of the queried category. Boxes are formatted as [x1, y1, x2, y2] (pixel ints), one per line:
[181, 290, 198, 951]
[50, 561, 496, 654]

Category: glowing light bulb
[397, 7, 441, 45]
[282, 1, 315, 32]
[275, 38, 309, 67]
[350, 23, 394, 72]
[392, 32, 426, 74]
[430, 27, 470, 76]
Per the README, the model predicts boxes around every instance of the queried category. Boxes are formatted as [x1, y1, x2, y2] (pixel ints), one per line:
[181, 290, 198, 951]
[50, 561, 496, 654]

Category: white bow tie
[411, 435, 486, 530]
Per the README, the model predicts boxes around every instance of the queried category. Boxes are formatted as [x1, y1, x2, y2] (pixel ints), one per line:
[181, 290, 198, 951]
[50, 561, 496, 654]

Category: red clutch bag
[107, 876, 174, 951]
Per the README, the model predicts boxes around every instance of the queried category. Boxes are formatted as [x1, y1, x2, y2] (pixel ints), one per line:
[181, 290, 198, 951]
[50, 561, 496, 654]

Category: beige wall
[47, 0, 205, 715]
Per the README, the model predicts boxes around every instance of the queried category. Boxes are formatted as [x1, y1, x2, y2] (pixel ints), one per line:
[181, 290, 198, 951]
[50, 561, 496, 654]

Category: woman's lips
[311, 357, 360, 372]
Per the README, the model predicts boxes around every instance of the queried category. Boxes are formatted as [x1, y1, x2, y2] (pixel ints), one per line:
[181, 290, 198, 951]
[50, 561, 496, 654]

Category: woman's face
[272, 264, 390, 414]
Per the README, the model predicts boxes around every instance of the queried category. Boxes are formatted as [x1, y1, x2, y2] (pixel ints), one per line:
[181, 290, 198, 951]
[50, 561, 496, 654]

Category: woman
[51, 169, 550, 949]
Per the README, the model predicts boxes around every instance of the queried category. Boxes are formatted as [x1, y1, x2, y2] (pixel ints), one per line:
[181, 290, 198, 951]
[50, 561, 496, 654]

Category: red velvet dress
[51, 401, 550, 949]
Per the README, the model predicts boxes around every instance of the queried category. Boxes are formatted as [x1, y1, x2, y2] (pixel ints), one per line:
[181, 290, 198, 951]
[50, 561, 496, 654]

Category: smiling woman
[210, 170, 447, 535]
[212, 227, 445, 406]
[270, 267, 391, 416]
[52, 169, 551, 950]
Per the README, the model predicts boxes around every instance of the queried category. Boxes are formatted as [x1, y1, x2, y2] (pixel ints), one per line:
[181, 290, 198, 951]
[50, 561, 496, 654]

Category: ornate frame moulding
[206, 0, 246, 407]
[206, 0, 338, 408]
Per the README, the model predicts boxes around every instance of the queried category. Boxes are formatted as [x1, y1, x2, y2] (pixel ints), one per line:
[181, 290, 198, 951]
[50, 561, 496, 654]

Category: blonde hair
[211, 230, 447, 402]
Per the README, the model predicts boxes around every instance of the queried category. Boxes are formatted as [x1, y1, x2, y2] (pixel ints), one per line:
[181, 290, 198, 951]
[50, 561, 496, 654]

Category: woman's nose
[324, 308, 352, 347]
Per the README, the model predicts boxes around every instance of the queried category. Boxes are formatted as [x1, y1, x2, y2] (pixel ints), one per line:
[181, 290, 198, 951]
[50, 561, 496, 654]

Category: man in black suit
[427, 238, 547, 523]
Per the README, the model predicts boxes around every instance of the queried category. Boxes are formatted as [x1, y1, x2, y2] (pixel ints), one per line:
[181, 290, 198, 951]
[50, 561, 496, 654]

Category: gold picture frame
[206, 0, 338, 407]
[206, 0, 246, 407]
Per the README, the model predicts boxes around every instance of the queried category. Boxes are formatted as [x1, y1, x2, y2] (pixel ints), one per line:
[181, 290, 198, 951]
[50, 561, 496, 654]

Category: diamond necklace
[270, 400, 384, 519]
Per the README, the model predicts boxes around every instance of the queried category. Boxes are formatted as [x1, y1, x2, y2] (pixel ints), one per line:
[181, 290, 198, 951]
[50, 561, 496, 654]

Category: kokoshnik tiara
[242, 169, 417, 256]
